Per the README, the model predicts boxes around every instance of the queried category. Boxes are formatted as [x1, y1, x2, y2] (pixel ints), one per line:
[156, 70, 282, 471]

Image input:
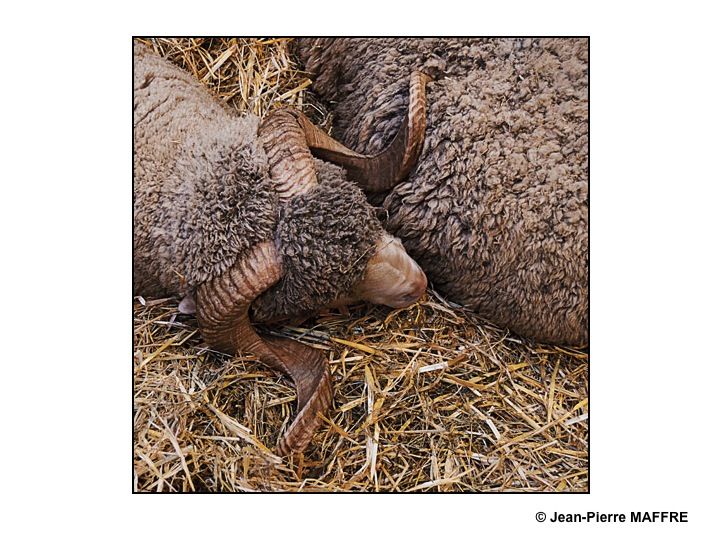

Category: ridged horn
[294, 70, 431, 192]
[196, 242, 332, 456]
[259, 109, 318, 200]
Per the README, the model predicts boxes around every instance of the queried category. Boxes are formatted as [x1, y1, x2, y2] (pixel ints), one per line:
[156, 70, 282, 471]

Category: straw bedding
[133, 38, 589, 492]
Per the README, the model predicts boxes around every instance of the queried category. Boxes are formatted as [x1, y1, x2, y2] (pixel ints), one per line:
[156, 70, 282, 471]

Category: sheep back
[297, 38, 588, 345]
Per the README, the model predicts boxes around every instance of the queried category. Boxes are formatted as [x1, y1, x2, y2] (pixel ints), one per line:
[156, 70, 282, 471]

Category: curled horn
[196, 242, 332, 456]
[259, 109, 318, 200]
[293, 70, 431, 192]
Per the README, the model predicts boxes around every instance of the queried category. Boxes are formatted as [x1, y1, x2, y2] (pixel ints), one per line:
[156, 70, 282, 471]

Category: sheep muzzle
[349, 234, 427, 308]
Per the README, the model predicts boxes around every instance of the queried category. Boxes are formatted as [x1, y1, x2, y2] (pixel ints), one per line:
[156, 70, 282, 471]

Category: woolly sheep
[296, 38, 589, 346]
[133, 43, 429, 454]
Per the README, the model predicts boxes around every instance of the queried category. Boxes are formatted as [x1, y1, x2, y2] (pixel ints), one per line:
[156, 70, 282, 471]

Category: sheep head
[252, 105, 428, 321]
[255, 70, 431, 311]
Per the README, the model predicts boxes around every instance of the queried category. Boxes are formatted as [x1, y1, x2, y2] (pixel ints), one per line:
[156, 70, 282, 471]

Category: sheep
[133, 42, 429, 454]
[295, 38, 589, 346]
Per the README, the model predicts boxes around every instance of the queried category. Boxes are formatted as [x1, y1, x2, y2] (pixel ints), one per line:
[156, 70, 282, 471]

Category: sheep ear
[178, 292, 196, 314]
[296, 70, 431, 192]
[195, 241, 332, 456]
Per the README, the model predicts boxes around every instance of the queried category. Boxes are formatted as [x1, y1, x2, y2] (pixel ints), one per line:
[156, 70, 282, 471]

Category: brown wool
[296, 38, 588, 345]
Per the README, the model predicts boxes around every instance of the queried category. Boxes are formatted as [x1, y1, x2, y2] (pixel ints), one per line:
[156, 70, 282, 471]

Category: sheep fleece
[134, 43, 382, 319]
[297, 38, 588, 345]
[134, 43, 276, 296]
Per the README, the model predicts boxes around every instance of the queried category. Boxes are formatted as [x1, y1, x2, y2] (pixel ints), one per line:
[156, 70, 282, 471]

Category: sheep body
[297, 38, 588, 345]
[134, 43, 382, 318]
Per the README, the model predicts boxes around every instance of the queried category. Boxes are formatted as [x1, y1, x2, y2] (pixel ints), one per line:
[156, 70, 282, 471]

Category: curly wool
[134, 42, 278, 296]
[297, 38, 588, 345]
[252, 163, 384, 321]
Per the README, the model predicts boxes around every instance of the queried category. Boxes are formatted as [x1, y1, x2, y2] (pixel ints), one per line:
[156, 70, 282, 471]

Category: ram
[297, 38, 588, 346]
[133, 43, 428, 454]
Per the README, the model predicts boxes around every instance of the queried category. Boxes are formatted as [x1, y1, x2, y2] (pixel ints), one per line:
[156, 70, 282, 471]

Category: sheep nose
[403, 271, 427, 304]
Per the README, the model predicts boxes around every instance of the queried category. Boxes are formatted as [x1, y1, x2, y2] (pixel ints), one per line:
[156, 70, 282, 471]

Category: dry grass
[132, 38, 589, 492]
[137, 37, 330, 125]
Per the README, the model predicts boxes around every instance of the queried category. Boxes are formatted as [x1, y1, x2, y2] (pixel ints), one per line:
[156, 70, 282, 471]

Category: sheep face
[330, 234, 426, 309]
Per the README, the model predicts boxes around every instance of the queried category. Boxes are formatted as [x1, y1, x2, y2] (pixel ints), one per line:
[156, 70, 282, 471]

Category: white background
[2, 1, 718, 538]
